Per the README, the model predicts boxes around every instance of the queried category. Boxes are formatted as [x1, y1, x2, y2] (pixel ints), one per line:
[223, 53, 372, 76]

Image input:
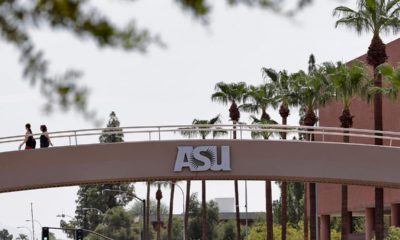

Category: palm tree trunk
[309, 183, 316, 240]
[280, 104, 290, 240]
[266, 180, 273, 240]
[304, 184, 308, 240]
[167, 182, 175, 240]
[340, 107, 353, 240]
[234, 180, 241, 240]
[156, 186, 163, 240]
[368, 34, 386, 240]
[281, 182, 288, 240]
[185, 180, 191, 240]
[146, 182, 151, 240]
[201, 180, 208, 240]
[374, 73, 384, 240]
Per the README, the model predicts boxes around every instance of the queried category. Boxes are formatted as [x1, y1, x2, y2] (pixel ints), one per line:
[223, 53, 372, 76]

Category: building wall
[317, 38, 400, 215]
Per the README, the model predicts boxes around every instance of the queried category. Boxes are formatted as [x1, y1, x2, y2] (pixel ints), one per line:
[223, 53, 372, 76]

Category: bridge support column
[320, 215, 330, 240]
[391, 204, 400, 227]
[365, 208, 375, 240]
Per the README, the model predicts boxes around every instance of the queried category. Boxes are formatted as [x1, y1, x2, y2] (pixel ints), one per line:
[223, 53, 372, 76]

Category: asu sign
[174, 146, 231, 172]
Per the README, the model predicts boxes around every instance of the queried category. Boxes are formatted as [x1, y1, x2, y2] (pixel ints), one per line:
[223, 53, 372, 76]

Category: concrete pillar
[320, 215, 330, 240]
[391, 204, 400, 227]
[365, 208, 375, 240]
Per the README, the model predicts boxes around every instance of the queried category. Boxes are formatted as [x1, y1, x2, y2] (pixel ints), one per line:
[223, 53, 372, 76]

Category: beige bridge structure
[1, 124, 400, 240]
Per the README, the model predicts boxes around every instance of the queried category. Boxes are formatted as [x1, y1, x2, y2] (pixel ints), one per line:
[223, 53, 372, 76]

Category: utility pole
[31, 202, 35, 240]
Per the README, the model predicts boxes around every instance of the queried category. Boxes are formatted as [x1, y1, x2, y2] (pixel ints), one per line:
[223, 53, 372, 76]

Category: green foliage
[188, 193, 220, 240]
[333, 0, 400, 36]
[0, 229, 13, 240]
[1, 0, 312, 120]
[16, 234, 28, 240]
[378, 63, 400, 100]
[179, 114, 228, 139]
[216, 220, 237, 240]
[87, 207, 139, 240]
[386, 226, 400, 240]
[273, 182, 305, 229]
[161, 216, 183, 240]
[328, 61, 370, 108]
[61, 112, 134, 234]
[99, 111, 124, 143]
[291, 57, 334, 112]
[130, 199, 168, 217]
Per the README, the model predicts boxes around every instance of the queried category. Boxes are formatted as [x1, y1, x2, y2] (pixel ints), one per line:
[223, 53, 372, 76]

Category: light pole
[102, 189, 146, 240]
[17, 226, 33, 240]
[25, 220, 42, 229]
[82, 208, 104, 215]
[25, 220, 42, 240]
[56, 213, 74, 219]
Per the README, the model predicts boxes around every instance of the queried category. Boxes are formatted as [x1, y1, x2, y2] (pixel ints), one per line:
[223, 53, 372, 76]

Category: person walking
[40, 125, 53, 148]
[19, 123, 36, 150]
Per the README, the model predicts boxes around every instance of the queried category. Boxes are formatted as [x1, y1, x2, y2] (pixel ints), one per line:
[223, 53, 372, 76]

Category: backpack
[27, 136, 36, 149]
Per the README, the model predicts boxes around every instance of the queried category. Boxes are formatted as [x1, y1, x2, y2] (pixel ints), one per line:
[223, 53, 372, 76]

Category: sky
[0, 0, 400, 239]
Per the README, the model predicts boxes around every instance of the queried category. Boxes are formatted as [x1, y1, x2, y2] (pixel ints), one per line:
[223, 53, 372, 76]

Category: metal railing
[1, 124, 400, 152]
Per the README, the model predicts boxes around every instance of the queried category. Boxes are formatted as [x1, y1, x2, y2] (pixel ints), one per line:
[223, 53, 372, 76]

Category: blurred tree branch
[1, 0, 314, 124]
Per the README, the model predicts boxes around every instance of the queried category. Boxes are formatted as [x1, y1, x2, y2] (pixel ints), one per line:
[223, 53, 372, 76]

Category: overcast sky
[1, 0, 399, 239]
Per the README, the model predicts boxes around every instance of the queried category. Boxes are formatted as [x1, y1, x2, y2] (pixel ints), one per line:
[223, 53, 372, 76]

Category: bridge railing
[1, 124, 400, 152]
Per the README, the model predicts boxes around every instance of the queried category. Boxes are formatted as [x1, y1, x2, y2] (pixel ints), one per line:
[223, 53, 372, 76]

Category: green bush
[386, 227, 400, 240]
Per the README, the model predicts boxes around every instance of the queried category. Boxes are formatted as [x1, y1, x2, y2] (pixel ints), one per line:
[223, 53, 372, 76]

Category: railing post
[240, 125, 243, 140]
[149, 132, 151, 141]
[69, 136, 71, 146]
[322, 129, 325, 142]
[74, 131, 78, 146]
[158, 127, 161, 141]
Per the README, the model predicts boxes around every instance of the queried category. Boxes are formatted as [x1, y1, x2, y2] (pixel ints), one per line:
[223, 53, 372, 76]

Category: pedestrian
[19, 123, 36, 150]
[40, 125, 53, 148]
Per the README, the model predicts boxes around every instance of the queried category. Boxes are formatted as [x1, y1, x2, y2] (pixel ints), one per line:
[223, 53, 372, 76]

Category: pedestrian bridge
[1, 124, 400, 193]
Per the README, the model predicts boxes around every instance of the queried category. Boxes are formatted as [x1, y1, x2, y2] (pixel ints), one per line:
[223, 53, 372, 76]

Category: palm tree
[262, 68, 298, 240]
[167, 181, 176, 240]
[146, 181, 151, 240]
[179, 114, 228, 140]
[328, 61, 369, 240]
[155, 182, 169, 240]
[179, 115, 227, 240]
[242, 83, 278, 240]
[291, 56, 334, 240]
[185, 180, 191, 240]
[211, 81, 247, 240]
[334, 2, 400, 239]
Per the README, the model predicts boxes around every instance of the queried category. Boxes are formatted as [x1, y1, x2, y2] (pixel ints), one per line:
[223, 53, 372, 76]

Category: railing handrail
[2, 124, 400, 150]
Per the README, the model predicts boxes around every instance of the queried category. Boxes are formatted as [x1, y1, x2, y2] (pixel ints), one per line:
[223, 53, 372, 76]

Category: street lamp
[81, 208, 104, 215]
[17, 226, 33, 240]
[56, 213, 74, 219]
[25, 220, 42, 229]
[102, 189, 146, 240]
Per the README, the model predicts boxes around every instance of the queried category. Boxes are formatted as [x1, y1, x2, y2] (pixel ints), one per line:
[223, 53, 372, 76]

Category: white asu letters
[174, 145, 231, 172]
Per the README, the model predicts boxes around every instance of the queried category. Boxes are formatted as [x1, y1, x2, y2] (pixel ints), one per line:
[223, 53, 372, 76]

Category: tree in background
[87, 207, 139, 240]
[61, 112, 134, 233]
[272, 182, 305, 230]
[334, 1, 400, 239]
[1, 0, 313, 120]
[263, 68, 298, 240]
[328, 61, 369, 240]
[179, 114, 227, 140]
[291, 55, 334, 240]
[188, 193, 220, 240]
[211, 81, 247, 240]
[0, 229, 13, 240]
